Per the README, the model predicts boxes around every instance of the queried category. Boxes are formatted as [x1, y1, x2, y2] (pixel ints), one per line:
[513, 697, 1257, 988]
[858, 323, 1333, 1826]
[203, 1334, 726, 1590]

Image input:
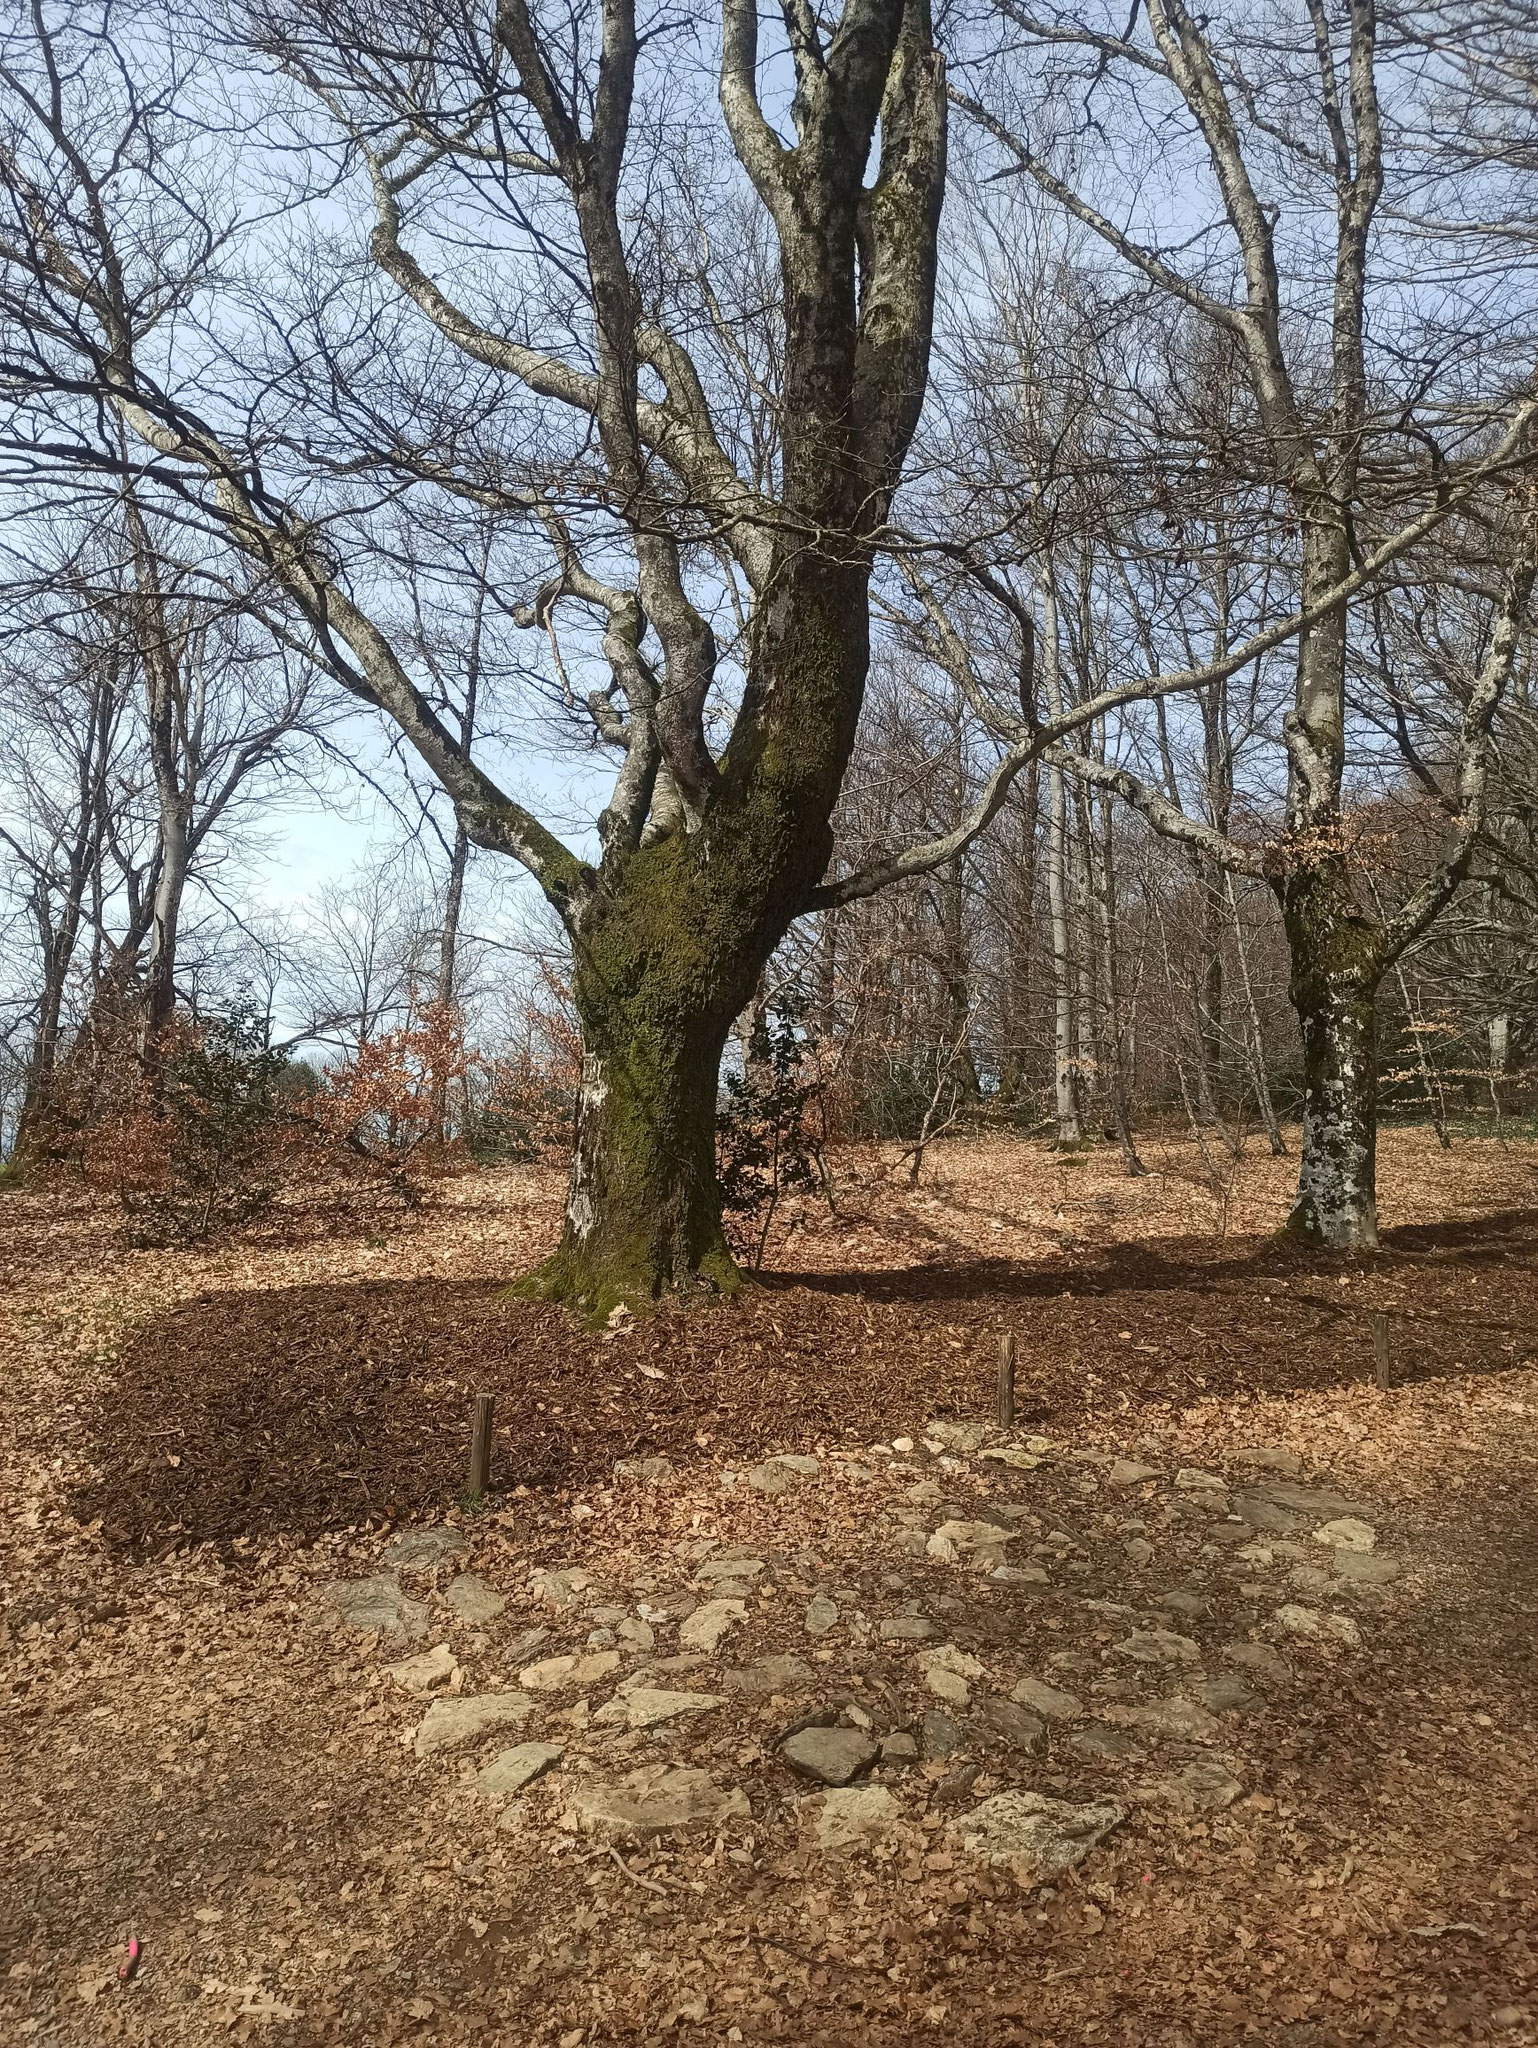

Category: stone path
[311, 1423, 1403, 1895]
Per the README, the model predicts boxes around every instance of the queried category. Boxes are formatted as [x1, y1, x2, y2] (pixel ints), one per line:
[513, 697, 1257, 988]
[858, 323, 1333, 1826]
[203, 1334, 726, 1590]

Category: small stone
[414, 1692, 533, 1759]
[1491, 2009, 1525, 2031]
[678, 1599, 746, 1653]
[804, 1595, 839, 1637]
[530, 1567, 595, 1608]
[923, 1422, 987, 1454]
[519, 1650, 622, 1692]
[318, 1575, 428, 1641]
[880, 1731, 919, 1763]
[1272, 1605, 1362, 1648]
[781, 1726, 879, 1785]
[617, 1617, 656, 1651]
[816, 1784, 903, 1851]
[721, 1654, 816, 1696]
[386, 1642, 458, 1694]
[1109, 1460, 1160, 1486]
[1175, 1469, 1227, 1492]
[990, 1564, 1050, 1585]
[1160, 1590, 1212, 1618]
[979, 1447, 1043, 1470]
[879, 1615, 935, 1642]
[593, 1687, 727, 1730]
[445, 1574, 507, 1625]
[1234, 1542, 1274, 1566]
[978, 1698, 1047, 1752]
[1113, 1629, 1201, 1666]
[563, 1766, 749, 1836]
[1145, 1758, 1242, 1811]
[382, 1527, 467, 1573]
[1124, 1538, 1154, 1566]
[925, 1666, 970, 1707]
[892, 1437, 915, 1454]
[1313, 1517, 1377, 1553]
[1012, 1676, 1082, 1720]
[921, 1710, 964, 1758]
[478, 1741, 564, 1797]
[951, 1791, 1124, 1880]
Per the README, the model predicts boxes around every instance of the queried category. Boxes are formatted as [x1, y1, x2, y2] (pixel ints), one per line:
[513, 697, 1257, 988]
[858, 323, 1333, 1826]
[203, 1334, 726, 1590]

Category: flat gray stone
[1200, 1675, 1256, 1713]
[1313, 1517, 1376, 1553]
[749, 1455, 821, 1495]
[1105, 1695, 1221, 1743]
[1145, 1758, 1242, 1811]
[613, 1456, 675, 1486]
[817, 1784, 903, 1851]
[680, 1599, 746, 1653]
[1223, 1641, 1289, 1682]
[381, 1528, 467, 1573]
[1175, 1468, 1227, 1492]
[519, 1650, 621, 1691]
[1072, 1725, 1144, 1762]
[1335, 1551, 1400, 1585]
[414, 1691, 534, 1759]
[1113, 1629, 1202, 1666]
[563, 1766, 749, 1837]
[594, 1686, 726, 1730]
[721, 1654, 816, 1696]
[880, 1731, 919, 1763]
[446, 1574, 507, 1625]
[921, 1710, 964, 1758]
[804, 1594, 839, 1637]
[781, 1726, 879, 1786]
[978, 1698, 1046, 1752]
[879, 1615, 935, 1642]
[1109, 1460, 1161, 1487]
[951, 1791, 1125, 1880]
[1235, 1446, 1303, 1477]
[318, 1575, 428, 1641]
[695, 1554, 765, 1583]
[1012, 1676, 1082, 1720]
[479, 1741, 564, 1798]
[1160, 1590, 1213, 1619]
[386, 1643, 458, 1693]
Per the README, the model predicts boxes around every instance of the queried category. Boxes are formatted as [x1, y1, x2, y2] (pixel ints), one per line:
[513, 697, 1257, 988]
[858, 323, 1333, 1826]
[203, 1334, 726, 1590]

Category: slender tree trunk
[437, 819, 469, 1007]
[1092, 787, 1145, 1175]
[1227, 873, 1285, 1155]
[1276, 856, 1381, 1248]
[1047, 760, 1083, 1148]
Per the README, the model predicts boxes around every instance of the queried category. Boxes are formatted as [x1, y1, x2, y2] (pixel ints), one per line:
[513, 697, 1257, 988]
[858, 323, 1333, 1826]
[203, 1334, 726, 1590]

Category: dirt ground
[3, 1126, 1537, 2047]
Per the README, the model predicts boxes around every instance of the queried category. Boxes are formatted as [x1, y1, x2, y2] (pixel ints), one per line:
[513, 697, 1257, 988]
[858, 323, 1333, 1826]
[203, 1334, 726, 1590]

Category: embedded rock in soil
[1334, 1552, 1399, 1585]
[804, 1595, 839, 1637]
[748, 1455, 821, 1496]
[318, 1575, 429, 1641]
[879, 1616, 935, 1642]
[386, 1643, 458, 1694]
[1312, 1517, 1376, 1553]
[382, 1527, 467, 1573]
[695, 1554, 765, 1584]
[1109, 1460, 1160, 1486]
[478, 1741, 564, 1798]
[1200, 1675, 1256, 1713]
[679, 1599, 746, 1653]
[1124, 1538, 1155, 1566]
[781, 1726, 879, 1786]
[519, 1650, 621, 1692]
[816, 1784, 904, 1851]
[1113, 1629, 1202, 1666]
[951, 1791, 1125, 1881]
[593, 1687, 726, 1731]
[1235, 1446, 1303, 1477]
[562, 1766, 749, 1837]
[1144, 1758, 1243, 1811]
[978, 1699, 1047, 1753]
[1175, 1469, 1227, 1493]
[1105, 1696, 1221, 1743]
[1223, 1642, 1289, 1682]
[1160, 1591, 1212, 1619]
[880, 1731, 919, 1763]
[446, 1574, 507, 1625]
[1273, 1605, 1361, 1648]
[923, 1422, 988, 1455]
[613, 1456, 674, 1487]
[1012, 1677, 1082, 1720]
[991, 1565, 1050, 1586]
[722, 1655, 816, 1696]
[922, 1711, 964, 1758]
[1072, 1726, 1144, 1762]
[414, 1691, 534, 1759]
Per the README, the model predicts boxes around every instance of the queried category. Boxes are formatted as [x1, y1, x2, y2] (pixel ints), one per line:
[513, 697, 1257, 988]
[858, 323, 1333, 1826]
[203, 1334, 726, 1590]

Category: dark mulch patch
[75, 1209, 1538, 1553]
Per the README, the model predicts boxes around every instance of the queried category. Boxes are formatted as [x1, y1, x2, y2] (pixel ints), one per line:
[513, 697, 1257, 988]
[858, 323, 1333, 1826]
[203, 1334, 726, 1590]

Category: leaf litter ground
[2, 1127, 1536, 2046]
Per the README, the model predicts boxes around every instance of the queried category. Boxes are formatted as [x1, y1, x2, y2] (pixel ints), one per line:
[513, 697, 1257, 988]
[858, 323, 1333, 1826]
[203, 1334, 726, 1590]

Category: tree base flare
[509, 1237, 742, 1327]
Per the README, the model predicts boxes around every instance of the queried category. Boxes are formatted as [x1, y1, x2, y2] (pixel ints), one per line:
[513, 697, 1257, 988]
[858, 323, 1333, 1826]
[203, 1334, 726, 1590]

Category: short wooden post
[996, 1331, 1017, 1427]
[1372, 1313, 1390, 1392]
[467, 1392, 495, 1498]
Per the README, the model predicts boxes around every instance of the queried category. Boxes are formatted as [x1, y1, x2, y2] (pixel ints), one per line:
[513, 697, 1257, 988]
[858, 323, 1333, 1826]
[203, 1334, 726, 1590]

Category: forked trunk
[1278, 860, 1382, 1249]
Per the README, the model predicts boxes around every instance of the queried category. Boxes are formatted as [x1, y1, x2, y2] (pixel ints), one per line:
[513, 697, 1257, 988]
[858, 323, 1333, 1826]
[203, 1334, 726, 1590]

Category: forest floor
[3, 1125, 1537, 2048]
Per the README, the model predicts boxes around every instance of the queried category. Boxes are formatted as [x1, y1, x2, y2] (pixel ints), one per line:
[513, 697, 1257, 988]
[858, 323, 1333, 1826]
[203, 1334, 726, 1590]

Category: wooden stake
[996, 1331, 1017, 1427]
[1372, 1313, 1390, 1392]
[468, 1391, 495, 1498]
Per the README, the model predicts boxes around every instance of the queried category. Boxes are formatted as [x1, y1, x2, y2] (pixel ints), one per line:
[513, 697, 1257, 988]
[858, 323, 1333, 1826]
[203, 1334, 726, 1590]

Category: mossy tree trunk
[1275, 855, 1383, 1249]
